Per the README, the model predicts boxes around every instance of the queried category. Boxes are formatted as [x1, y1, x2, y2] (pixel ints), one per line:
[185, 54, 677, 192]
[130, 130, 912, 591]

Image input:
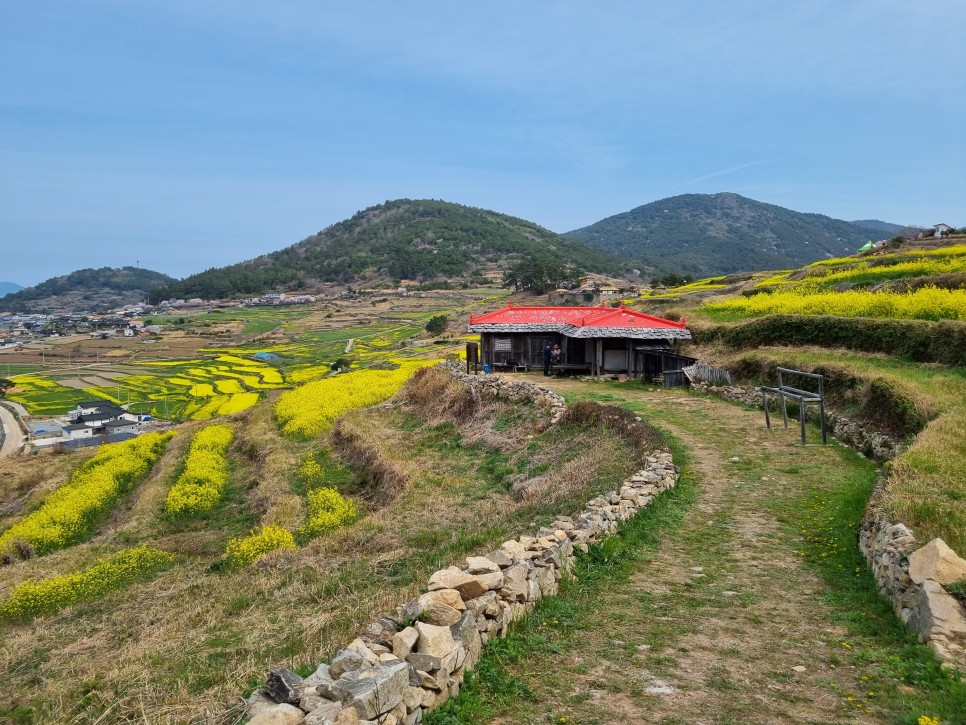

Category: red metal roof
[468, 302, 687, 329]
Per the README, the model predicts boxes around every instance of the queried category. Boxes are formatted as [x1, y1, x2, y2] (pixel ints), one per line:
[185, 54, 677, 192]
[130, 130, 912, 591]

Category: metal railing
[761, 367, 827, 446]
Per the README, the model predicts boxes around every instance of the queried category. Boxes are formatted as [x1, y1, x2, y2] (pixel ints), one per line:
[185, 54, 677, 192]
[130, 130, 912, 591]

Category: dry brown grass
[399, 366, 483, 424]
[0, 387, 639, 724]
[0, 448, 95, 529]
[234, 401, 305, 527]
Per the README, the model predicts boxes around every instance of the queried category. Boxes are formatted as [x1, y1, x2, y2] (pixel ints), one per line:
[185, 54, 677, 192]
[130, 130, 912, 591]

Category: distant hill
[850, 219, 907, 235]
[1, 267, 175, 313]
[149, 199, 624, 302]
[0, 282, 24, 297]
[566, 193, 892, 277]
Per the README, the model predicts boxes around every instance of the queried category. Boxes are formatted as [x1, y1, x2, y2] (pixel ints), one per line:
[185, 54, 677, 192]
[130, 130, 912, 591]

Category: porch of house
[480, 332, 695, 381]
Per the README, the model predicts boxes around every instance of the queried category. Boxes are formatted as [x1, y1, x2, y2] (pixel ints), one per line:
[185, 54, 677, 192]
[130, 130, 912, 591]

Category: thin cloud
[672, 159, 784, 190]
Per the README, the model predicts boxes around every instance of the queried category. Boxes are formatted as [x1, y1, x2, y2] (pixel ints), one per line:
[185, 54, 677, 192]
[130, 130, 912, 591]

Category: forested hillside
[567, 192, 891, 277]
[149, 199, 623, 302]
[1, 267, 174, 313]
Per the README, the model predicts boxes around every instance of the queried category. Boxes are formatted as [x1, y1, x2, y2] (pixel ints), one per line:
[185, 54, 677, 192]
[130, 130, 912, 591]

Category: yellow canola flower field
[0, 433, 172, 557]
[214, 379, 246, 394]
[274, 360, 434, 439]
[298, 487, 358, 539]
[219, 393, 260, 415]
[0, 545, 175, 622]
[702, 286, 966, 321]
[224, 525, 296, 568]
[164, 424, 235, 516]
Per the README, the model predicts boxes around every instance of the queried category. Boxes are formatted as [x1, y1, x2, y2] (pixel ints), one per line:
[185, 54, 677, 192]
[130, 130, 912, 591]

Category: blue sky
[2, 1, 964, 286]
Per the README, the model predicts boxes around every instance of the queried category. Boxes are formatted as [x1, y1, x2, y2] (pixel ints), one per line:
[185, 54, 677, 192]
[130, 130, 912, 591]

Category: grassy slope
[429, 381, 965, 725]
[630, 240, 966, 556]
[0, 382, 639, 723]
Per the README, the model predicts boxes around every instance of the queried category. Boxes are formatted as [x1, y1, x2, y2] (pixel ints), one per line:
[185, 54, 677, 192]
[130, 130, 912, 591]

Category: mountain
[0, 282, 24, 297]
[850, 219, 907, 235]
[149, 199, 624, 302]
[566, 193, 892, 277]
[1, 267, 175, 313]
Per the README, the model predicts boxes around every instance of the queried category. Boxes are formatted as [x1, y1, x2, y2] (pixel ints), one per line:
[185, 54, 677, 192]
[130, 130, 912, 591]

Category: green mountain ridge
[1, 267, 175, 314]
[567, 192, 895, 277]
[148, 199, 624, 302]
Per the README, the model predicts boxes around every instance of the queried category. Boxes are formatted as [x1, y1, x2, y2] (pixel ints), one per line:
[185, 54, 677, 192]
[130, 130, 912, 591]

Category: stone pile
[245, 450, 680, 725]
[860, 510, 966, 669]
[442, 361, 567, 425]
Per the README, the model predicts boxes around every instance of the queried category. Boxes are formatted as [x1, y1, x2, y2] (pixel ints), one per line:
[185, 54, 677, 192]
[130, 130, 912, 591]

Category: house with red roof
[468, 302, 693, 380]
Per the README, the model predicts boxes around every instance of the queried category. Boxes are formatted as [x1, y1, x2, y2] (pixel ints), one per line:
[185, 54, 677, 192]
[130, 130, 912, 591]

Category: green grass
[426, 438, 698, 725]
[429, 386, 966, 724]
[723, 345, 966, 553]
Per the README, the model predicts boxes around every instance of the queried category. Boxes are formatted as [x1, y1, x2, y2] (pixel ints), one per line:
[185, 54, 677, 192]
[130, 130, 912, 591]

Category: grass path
[447, 377, 964, 725]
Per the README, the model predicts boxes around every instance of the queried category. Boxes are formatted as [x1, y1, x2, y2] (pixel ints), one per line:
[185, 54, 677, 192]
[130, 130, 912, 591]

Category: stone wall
[691, 381, 965, 669]
[441, 361, 567, 425]
[244, 369, 677, 725]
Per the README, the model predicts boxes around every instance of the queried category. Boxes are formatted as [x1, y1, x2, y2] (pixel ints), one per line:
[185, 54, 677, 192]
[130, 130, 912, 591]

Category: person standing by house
[543, 342, 552, 376]
[551, 343, 561, 368]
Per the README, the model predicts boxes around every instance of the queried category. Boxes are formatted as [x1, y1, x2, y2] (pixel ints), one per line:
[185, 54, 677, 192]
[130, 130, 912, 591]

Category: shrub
[224, 525, 297, 569]
[0, 546, 175, 622]
[425, 314, 449, 335]
[693, 315, 966, 366]
[298, 487, 358, 540]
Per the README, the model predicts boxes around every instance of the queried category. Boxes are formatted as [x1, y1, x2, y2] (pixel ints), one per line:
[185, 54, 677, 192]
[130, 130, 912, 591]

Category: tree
[0, 378, 14, 397]
[502, 257, 584, 294]
[425, 314, 449, 336]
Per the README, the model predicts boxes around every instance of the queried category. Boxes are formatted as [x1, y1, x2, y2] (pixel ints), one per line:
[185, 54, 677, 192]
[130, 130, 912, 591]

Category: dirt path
[487, 377, 889, 724]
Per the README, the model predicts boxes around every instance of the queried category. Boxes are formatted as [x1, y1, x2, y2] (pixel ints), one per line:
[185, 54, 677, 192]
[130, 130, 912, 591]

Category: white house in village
[934, 223, 954, 237]
[62, 402, 144, 442]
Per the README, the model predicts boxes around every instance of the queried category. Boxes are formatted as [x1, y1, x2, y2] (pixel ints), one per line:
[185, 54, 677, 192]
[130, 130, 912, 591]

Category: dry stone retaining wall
[692, 381, 965, 669]
[441, 361, 567, 425]
[244, 368, 677, 725]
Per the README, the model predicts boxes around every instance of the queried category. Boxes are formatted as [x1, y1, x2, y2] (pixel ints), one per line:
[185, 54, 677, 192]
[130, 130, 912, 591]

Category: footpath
[472, 378, 960, 725]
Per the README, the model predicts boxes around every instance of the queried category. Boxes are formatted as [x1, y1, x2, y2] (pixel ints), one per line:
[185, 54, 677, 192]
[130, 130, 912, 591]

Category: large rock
[247, 689, 278, 719]
[465, 556, 500, 574]
[266, 668, 305, 704]
[303, 664, 334, 689]
[249, 703, 307, 725]
[499, 563, 529, 602]
[427, 566, 488, 599]
[415, 621, 457, 658]
[917, 580, 966, 640]
[331, 661, 410, 720]
[450, 611, 482, 670]
[304, 700, 344, 725]
[419, 589, 465, 611]
[419, 601, 462, 627]
[908, 538, 966, 585]
[330, 650, 368, 680]
[392, 627, 420, 659]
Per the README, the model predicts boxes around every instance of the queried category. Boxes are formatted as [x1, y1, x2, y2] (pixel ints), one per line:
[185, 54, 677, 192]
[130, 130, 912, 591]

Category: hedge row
[692, 315, 966, 366]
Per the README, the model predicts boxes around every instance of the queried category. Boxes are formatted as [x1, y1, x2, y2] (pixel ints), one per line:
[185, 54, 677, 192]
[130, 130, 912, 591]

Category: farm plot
[0, 364, 641, 724]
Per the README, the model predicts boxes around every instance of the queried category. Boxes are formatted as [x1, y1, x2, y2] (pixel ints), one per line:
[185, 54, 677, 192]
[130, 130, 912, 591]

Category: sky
[1, 1, 964, 286]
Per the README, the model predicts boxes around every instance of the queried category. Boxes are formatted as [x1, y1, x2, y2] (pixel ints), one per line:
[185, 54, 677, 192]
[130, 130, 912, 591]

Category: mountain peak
[567, 193, 901, 277]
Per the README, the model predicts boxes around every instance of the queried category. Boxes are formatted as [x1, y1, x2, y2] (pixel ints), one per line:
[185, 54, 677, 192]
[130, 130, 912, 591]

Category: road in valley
[0, 402, 24, 457]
